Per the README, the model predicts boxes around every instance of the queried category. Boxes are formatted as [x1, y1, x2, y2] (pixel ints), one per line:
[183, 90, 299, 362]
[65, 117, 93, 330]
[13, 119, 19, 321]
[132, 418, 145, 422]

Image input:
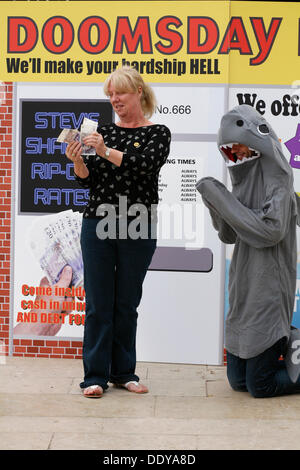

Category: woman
[66, 66, 171, 398]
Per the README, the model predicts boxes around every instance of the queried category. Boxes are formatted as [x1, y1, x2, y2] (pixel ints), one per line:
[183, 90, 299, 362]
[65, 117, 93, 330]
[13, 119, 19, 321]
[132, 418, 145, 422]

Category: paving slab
[50, 432, 199, 450]
[154, 395, 284, 420]
[0, 392, 156, 418]
[0, 432, 52, 450]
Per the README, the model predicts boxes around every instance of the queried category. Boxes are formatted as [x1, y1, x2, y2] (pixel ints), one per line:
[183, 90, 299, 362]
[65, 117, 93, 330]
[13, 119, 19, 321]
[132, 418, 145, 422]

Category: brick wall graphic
[0, 82, 12, 358]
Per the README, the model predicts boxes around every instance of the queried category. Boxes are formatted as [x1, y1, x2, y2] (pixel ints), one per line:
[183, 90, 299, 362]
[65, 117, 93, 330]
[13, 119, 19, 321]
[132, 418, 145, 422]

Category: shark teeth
[219, 143, 261, 167]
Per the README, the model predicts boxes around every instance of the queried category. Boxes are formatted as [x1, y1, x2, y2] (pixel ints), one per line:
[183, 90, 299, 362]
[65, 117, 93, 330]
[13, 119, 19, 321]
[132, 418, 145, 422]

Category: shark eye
[236, 120, 244, 127]
[258, 124, 269, 135]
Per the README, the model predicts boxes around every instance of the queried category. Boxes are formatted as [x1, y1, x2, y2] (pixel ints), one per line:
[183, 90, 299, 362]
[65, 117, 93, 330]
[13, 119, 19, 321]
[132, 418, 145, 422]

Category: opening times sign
[20, 100, 113, 213]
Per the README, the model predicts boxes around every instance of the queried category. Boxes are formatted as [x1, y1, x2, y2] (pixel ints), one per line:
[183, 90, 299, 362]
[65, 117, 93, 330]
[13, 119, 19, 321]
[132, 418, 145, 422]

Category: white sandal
[116, 381, 148, 394]
[83, 384, 103, 398]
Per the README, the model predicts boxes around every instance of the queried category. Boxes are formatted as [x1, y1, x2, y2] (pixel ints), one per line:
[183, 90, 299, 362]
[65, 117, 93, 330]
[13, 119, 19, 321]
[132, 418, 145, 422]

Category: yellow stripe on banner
[0, 1, 298, 84]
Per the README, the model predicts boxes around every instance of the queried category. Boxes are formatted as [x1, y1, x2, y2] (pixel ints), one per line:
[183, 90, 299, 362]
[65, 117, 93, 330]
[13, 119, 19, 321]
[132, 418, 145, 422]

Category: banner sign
[0, 1, 299, 84]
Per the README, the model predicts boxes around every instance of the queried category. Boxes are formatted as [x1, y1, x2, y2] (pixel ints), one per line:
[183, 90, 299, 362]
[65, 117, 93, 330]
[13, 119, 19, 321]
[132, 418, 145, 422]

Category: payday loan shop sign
[20, 99, 112, 212]
[0, 1, 299, 85]
[6, 1, 300, 365]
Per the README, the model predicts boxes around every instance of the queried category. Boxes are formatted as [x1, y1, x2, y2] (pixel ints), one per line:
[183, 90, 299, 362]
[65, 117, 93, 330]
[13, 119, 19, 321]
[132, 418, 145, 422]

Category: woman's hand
[65, 140, 83, 163]
[83, 132, 106, 157]
[65, 140, 89, 179]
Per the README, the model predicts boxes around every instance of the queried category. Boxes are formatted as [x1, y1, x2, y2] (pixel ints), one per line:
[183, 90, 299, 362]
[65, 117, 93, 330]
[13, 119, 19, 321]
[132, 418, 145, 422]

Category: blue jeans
[227, 338, 300, 398]
[79, 218, 156, 390]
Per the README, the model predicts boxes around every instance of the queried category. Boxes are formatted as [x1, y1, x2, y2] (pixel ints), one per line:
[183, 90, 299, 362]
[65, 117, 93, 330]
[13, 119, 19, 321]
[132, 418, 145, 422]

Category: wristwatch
[104, 147, 110, 159]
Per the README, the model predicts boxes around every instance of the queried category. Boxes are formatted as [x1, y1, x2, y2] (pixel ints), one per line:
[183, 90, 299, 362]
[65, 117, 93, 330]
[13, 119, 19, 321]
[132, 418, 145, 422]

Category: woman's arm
[65, 141, 89, 178]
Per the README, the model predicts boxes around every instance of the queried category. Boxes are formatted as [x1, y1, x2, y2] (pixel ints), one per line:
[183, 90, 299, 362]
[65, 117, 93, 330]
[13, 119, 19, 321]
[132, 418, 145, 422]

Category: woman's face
[107, 82, 142, 120]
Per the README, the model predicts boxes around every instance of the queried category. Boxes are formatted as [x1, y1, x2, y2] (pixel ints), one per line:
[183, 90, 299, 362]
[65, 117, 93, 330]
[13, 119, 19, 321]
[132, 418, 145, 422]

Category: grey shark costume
[196, 104, 300, 397]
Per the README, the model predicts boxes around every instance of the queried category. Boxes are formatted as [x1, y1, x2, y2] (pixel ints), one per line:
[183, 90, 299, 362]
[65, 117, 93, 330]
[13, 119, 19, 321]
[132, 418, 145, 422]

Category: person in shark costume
[196, 104, 300, 398]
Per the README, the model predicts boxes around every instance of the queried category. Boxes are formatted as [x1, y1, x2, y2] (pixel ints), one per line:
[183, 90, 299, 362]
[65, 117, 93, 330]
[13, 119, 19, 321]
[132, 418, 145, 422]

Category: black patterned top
[74, 123, 171, 218]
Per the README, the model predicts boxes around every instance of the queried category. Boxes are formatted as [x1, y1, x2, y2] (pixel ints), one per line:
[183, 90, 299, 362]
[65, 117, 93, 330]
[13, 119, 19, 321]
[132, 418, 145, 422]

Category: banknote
[56, 128, 80, 144]
[28, 210, 84, 288]
[56, 117, 98, 155]
[80, 117, 98, 155]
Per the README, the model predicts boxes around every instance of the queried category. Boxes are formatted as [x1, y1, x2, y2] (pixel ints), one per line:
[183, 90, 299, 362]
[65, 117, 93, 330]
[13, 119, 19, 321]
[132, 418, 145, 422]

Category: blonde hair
[103, 66, 156, 118]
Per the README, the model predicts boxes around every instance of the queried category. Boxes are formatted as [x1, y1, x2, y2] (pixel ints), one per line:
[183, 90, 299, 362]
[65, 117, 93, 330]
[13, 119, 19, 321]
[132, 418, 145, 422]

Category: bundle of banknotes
[28, 210, 83, 287]
[57, 117, 98, 155]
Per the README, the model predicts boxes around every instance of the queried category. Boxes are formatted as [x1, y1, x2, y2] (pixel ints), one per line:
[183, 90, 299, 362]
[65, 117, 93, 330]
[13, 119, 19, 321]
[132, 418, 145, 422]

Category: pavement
[1, 356, 300, 450]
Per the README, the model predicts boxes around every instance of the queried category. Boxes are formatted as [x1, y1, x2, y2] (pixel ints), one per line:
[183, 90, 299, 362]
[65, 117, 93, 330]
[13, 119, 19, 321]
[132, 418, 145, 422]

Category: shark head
[217, 104, 290, 179]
